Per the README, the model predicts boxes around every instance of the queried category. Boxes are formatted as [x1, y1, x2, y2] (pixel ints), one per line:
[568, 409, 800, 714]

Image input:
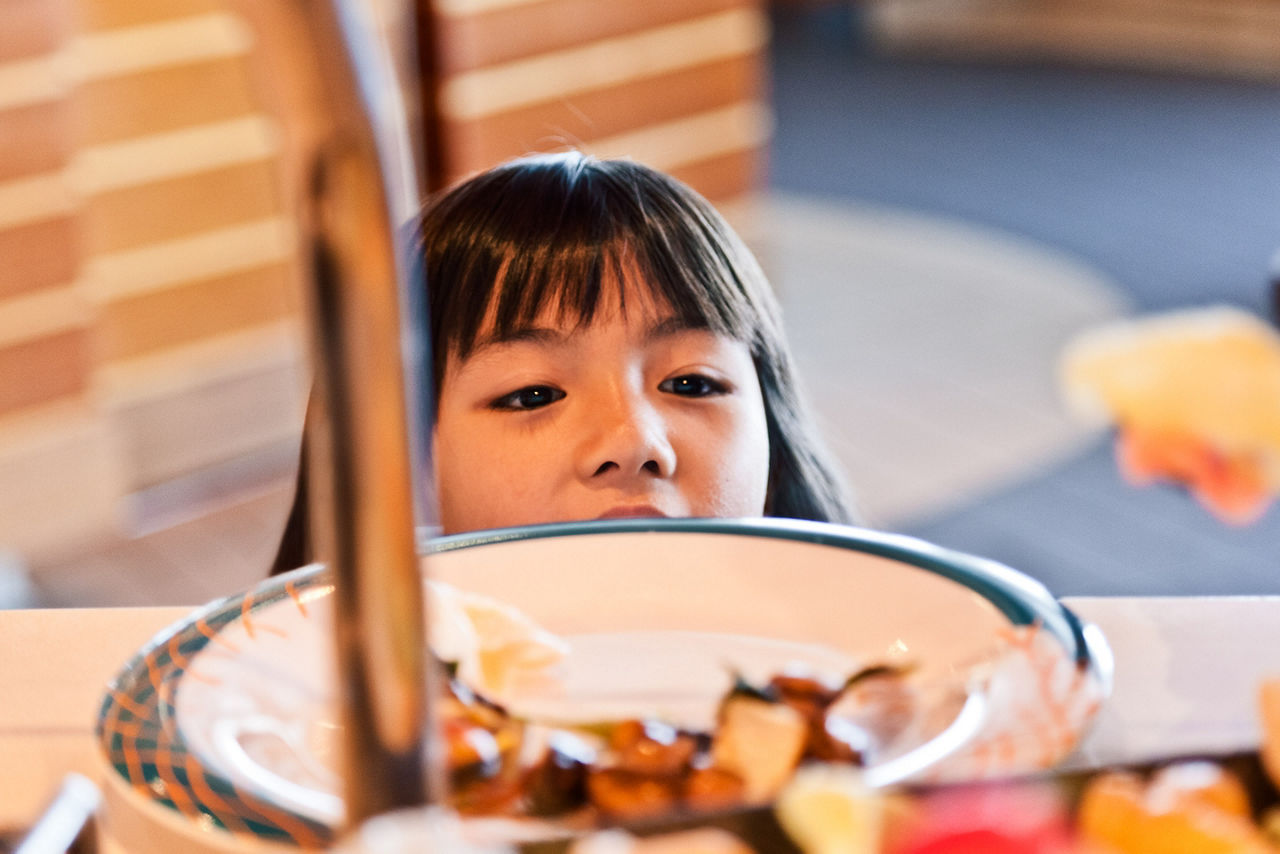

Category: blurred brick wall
[866, 0, 1280, 80]
[0, 0, 306, 572]
[0, 0, 115, 564]
[427, 0, 771, 204]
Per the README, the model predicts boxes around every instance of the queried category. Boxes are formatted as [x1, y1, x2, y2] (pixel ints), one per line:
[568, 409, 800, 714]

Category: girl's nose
[577, 394, 676, 483]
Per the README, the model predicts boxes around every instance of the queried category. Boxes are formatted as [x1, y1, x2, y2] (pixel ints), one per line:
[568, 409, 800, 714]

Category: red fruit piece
[888, 782, 1073, 854]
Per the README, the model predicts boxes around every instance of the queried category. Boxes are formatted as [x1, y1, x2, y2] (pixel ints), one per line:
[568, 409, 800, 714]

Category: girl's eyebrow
[646, 315, 707, 342]
[469, 314, 707, 357]
[471, 325, 566, 353]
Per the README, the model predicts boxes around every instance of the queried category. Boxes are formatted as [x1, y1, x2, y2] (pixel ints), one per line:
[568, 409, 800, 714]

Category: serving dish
[96, 518, 1111, 850]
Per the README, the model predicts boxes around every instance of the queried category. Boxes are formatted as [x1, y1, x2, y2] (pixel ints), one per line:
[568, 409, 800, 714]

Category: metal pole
[292, 0, 434, 827]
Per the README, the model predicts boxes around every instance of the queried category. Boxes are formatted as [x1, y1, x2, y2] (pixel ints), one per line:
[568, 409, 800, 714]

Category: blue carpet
[768, 15, 1280, 595]
[903, 438, 1280, 596]
[769, 20, 1280, 314]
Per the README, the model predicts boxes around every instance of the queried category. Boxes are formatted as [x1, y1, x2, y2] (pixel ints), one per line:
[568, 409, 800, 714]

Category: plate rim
[431, 517, 1112, 682]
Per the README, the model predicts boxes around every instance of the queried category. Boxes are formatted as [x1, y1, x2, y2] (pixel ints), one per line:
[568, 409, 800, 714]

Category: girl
[425, 151, 852, 533]
[273, 153, 852, 568]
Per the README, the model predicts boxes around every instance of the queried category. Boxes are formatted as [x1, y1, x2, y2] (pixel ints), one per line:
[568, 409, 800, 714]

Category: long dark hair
[420, 152, 854, 524]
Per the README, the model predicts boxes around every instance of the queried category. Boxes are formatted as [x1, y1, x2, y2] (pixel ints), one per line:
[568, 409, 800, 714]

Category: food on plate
[1060, 306, 1280, 523]
[435, 664, 913, 824]
[771, 677, 1280, 854]
[1076, 763, 1272, 854]
[885, 780, 1073, 854]
[424, 581, 917, 827]
[775, 764, 882, 854]
[772, 763, 1271, 854]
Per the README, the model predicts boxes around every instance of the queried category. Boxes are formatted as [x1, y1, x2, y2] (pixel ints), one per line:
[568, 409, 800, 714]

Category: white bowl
[98, 518, 1111, 850]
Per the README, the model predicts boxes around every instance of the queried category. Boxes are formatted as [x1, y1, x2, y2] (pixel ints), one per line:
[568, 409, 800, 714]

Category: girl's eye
[489, 385, 566, 411]
[659, 374, 728, 397]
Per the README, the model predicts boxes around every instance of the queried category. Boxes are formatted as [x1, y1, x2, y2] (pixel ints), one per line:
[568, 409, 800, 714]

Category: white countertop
[1063, 595, 1280, 766]
[3, 596, 1278, 847]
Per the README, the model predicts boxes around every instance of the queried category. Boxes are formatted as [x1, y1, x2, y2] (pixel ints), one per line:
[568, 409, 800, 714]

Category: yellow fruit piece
[1146, 761, 1251, 819]
[775, 764, 881, 854]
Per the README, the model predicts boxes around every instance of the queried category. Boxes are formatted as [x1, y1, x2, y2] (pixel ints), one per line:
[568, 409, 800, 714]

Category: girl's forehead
[475, 264, 677, 340]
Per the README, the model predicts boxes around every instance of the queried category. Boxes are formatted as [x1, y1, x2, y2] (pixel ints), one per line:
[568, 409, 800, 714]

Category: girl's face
[432, 276, 771, 534]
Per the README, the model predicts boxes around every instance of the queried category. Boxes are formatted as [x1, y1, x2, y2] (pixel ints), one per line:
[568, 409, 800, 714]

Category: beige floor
[20, 193, 1129, 608]
[760, 192, 1128, 527]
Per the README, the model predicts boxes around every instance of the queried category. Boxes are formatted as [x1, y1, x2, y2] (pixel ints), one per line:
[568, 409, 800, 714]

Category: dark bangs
[418, 153, 774, 397]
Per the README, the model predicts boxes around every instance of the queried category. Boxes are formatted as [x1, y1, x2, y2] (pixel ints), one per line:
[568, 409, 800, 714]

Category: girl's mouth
[596, 505, 667, 520]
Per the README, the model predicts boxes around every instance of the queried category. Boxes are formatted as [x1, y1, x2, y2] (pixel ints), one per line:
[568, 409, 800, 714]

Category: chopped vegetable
[683, 762, 747, 813]
[609, 720, 700, 777]
[522, 731, 596, 817]
[586, 768, 681, 820]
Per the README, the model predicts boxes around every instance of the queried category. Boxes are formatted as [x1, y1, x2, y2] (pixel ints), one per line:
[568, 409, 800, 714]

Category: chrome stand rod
[292, 0, 432, 827]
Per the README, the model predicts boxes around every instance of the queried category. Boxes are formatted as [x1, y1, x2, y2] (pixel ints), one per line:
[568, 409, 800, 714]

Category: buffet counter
[2, 596, 1277, 848]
